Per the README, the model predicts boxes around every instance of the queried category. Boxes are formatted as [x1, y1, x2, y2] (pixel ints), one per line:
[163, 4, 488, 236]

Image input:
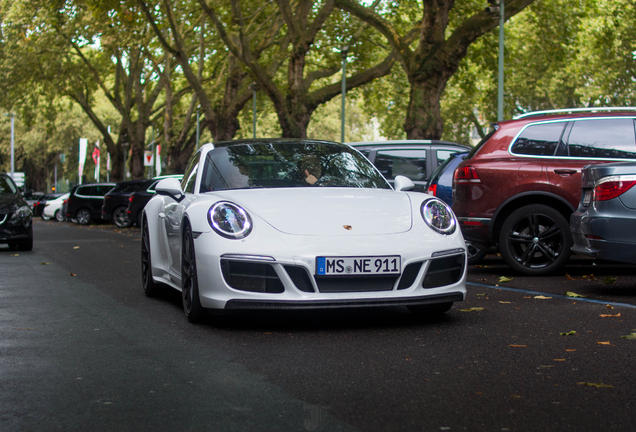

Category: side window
[76, 186, 93, 196]
[94, 185, 114, 197]
[436, 150, 457, 167]
[566, 118, 636, 159]
[374, 150, 428, 181]
[182, 153, 201, 193]
[511, 122, 566, 156]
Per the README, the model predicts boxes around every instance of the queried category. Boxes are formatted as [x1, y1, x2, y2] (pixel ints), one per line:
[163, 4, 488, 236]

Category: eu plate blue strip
[467, 282, 636, 309]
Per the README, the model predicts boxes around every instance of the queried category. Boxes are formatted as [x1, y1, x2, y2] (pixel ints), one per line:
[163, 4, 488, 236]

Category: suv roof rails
[513, 107, 636, 120]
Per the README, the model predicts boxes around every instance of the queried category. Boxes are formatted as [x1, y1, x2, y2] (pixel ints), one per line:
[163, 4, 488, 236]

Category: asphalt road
[1, 219, 635, 432]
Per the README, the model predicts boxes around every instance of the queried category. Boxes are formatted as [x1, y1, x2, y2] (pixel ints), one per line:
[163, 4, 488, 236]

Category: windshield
[0, 175, 17, 195]
[200, 142, 391, 192]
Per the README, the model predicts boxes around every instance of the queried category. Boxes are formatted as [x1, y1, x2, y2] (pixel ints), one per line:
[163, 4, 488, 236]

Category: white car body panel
[143, 142, 467, 311]
[42, 193, 70, 218]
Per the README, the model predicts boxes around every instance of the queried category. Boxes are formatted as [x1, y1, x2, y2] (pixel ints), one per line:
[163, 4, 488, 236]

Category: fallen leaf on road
[599, 313, 621, 318]
[539, 365, 554, 368]
[499, 301, 511, 304]
[620, 333, 636, 339]
[41, 262, 51, 265]
[73, 246, 80, 249]
[582, 274, 596, 280]
[499, 276, 513, 283]
[475, 293, 486, 296]
[597, 341, 611, 345]
[602, 277, 617, 284]
[565, 273, 575, 280]
[606, 304, 614, 309]
[509, 344, 528, 348]
[460, 307, 486, 312]
[565, 349, 576, 352]
[534, 295, 552, 299]
[70, 273, 76, 277]
[553, 359, 566, 361]
[565, 291, 586, 298]
[560, 331, 576, 336]
[10, 254, 19, 256]
[577, 382, 613, 388]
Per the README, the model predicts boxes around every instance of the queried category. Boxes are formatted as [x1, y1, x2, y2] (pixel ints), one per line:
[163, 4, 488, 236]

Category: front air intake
[220, 260, 284, 293]
[422, 254, 465, 288]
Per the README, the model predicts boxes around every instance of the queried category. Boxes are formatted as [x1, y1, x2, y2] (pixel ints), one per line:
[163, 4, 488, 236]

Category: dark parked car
[127, 175, 183, 227]
[453, 107, 636, 275]
[102, 179, 153, 228]
[66, 183, 116, 225]
[571, 161, 636, 263]
[348, 140, 470, 192]
[0, 173, 33, 250]
[35, 193, 63, 219]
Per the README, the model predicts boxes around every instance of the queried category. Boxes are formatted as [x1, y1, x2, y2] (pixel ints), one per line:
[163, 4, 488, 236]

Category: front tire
[182, 224, 205, 322]
[113, 206, 131, 228]
[55, 209, 64, 222]
[141, 217, 158, 297]
[75, 209, 92, 225]
[499, 204, 571, 275]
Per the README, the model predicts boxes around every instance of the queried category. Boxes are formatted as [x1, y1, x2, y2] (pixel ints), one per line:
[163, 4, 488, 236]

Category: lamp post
[196, 105, 200, 150]
[497, 1, 504, 121]
[340, 46, 349, 143]
[251, 84, 257, 139]
[150, 125, 155, 179]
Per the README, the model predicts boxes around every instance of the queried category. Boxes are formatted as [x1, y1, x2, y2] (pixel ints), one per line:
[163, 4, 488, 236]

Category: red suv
[453, 108, 636, 275]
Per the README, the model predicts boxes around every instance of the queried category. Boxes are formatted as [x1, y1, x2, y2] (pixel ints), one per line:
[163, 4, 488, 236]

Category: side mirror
[393, 175, 415, 192]
[155, 178, 185, 202]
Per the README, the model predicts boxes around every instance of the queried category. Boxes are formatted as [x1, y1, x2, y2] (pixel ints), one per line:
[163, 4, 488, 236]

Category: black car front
[0, 175, 33, 250]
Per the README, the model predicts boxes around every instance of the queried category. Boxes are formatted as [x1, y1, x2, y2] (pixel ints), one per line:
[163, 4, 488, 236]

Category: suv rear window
[566, 118, 636, 159]
[511, 122, 566, 156]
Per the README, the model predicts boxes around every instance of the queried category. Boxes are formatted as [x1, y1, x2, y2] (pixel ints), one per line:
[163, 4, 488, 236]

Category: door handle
[554, 169, 577, 176]
[158, 212, 166, 219]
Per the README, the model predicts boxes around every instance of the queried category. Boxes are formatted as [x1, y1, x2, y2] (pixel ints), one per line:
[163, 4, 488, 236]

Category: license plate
[316, 256, 401, 276]
[582, 190, 592, 206]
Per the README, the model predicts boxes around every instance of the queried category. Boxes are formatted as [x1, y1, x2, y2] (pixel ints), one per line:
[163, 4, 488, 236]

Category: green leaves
[560, 331, 576, 336]
[498, 276, 513, 283]
[602, 277, 617, 284]
[565, 291, 586, 298]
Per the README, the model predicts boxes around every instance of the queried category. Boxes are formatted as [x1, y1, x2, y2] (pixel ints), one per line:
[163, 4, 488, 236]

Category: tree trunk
[404, 74, 447, 140]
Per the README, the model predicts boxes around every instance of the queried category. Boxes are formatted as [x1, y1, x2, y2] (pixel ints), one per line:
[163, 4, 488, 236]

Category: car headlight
[208, 201, 252, 239]
[8, 206, 33, 227]
[420, 198, 456, 235]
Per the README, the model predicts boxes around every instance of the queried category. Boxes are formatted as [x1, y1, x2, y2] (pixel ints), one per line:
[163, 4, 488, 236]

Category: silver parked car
[571, 161, 636, 263]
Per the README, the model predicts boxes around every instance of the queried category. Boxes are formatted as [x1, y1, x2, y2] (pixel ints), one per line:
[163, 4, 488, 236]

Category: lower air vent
[422, 254, 465, 289]
[220, 260, 284, 293]
[283, 265, 315, 293]
[397, 262, 423, 290]
[316, 276, 396, 293]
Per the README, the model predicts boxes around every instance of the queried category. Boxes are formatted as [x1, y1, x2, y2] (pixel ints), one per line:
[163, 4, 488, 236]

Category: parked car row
[0, 172, 33, 251]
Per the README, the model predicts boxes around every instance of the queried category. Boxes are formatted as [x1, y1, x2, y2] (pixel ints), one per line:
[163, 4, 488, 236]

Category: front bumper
[189, 231, 468, 310]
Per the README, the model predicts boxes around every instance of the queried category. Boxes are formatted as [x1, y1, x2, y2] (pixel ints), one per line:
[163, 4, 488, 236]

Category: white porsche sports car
[142, 139, 467, 322]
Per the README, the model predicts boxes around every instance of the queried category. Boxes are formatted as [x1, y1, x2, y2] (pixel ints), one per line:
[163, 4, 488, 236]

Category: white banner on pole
[79, 138, 88, 184]
[156, 145, 162, 177]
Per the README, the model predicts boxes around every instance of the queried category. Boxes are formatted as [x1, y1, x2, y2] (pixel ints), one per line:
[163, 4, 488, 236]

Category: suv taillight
[454, 166, 481, 184]
[129, 195, 134, 202]
[594, 176, 636, 201]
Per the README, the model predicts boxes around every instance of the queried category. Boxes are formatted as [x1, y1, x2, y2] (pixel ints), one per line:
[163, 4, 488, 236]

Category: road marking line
[467, 282, 636, 309]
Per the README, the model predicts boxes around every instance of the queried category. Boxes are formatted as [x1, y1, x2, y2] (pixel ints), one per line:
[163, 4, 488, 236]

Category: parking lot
[1, 219, 635, 431]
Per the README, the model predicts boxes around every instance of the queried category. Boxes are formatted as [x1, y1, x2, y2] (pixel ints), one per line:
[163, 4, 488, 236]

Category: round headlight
[208, 201, 252, 239]
[421, 199, 456, 235]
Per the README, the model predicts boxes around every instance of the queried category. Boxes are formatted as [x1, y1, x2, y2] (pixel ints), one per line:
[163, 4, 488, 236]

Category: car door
[548, 118, 636, 209]
[163, 153, 201, 276]
[91, 185, 114, 218]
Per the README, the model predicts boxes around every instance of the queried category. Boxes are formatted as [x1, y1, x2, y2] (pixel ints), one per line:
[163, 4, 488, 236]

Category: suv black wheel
[75, 209, 92, 225]
[499, 204, 571, 275]
[466, 241, 487, 265]
[113, 206, 130, 228]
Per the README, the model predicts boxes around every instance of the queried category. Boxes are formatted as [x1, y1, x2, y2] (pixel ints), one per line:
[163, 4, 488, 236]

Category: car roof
[211, 138, 341, 148]
[347, 140, 470, 148]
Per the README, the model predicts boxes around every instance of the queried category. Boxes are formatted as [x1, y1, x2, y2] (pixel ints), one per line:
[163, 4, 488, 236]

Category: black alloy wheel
[499, 204, 571, 276]
[181, 225, 205, 322]
[41, 212, 52, 221]
[75, 209, 92, 225]
[141, 217, 157, 296]
[113, 206, 131, 228]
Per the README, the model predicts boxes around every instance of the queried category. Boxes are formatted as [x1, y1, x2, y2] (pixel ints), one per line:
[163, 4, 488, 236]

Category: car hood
[0, 193, 20, 214]
[215, 188, 413, 236]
